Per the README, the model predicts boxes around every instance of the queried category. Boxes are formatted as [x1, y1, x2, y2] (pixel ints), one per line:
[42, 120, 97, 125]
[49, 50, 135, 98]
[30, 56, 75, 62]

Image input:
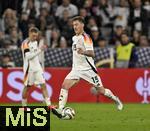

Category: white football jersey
[72, 32, 96, 71]
[21, 38, 43, 75]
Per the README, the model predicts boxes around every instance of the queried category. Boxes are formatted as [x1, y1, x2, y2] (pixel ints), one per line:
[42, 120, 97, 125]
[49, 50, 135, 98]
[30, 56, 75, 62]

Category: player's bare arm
[77, 48, 95, 58]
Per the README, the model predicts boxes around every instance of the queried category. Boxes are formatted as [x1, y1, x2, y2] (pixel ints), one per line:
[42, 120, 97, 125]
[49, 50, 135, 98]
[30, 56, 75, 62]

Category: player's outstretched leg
[96, 86, 123, 110]
[52, 79, 78, 118]
[41, 83, 51, 106]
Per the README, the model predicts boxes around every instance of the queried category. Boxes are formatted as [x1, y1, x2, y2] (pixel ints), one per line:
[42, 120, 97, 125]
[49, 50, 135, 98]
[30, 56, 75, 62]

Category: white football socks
[22, 99, 27, 107]
[59, 88, 68, 110]
[104, 89, 117, 102]
[45, 97, 51, 106]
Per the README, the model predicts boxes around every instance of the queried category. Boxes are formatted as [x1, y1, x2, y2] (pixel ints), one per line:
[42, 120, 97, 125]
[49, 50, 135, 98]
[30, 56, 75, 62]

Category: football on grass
[62, 107, 75, 120]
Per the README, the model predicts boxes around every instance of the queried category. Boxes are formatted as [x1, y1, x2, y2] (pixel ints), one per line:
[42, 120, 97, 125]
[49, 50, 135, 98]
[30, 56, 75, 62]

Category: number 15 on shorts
[91, 76, 99, 84]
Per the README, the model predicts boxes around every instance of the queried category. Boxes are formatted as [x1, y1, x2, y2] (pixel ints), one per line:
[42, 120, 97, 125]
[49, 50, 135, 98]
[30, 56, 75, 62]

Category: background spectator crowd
[0, 0, 149, 49]
[0, 0, 150, 68]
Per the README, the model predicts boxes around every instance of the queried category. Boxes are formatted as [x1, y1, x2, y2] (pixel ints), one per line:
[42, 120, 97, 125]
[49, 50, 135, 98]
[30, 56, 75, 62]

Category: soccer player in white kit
[21, 27, 51, 109]
[52, 16, 123, 118]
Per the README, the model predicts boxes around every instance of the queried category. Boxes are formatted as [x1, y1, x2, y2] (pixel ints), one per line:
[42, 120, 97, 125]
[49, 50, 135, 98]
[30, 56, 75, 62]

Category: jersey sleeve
[82, 34, 94, 50]
[25, 50, 42, 60]
[21, 41, 42, 60]
[21, 41, 29, 58]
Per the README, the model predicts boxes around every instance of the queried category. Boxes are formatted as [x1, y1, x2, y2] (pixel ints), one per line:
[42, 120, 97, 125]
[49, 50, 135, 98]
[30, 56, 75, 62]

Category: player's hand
[77, 48, 85, 55]
[40, 45, 48, 51]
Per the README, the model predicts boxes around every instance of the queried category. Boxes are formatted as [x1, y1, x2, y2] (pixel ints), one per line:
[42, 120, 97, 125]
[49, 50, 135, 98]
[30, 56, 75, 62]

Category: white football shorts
[65, 69, 103, 87]
[24, 71, 45, 86]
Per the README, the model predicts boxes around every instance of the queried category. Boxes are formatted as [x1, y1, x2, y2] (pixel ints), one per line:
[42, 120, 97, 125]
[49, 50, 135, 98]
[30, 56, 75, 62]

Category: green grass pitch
[51, 103, 150, 131]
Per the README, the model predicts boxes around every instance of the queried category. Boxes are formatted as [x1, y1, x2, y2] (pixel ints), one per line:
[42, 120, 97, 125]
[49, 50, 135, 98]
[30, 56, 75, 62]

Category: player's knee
[95, 86, 105, 94]
[62, 82, 70, 90]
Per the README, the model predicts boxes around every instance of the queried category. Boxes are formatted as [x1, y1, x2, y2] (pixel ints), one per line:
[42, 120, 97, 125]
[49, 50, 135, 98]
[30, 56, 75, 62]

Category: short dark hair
[116, 25, 123, 29]
[29, 27, 39, 33]
[72, 16, 85, 24]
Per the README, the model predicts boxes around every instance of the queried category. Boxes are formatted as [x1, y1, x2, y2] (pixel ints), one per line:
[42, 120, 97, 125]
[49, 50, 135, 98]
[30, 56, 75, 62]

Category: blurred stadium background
[0, 0, 150, 131]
